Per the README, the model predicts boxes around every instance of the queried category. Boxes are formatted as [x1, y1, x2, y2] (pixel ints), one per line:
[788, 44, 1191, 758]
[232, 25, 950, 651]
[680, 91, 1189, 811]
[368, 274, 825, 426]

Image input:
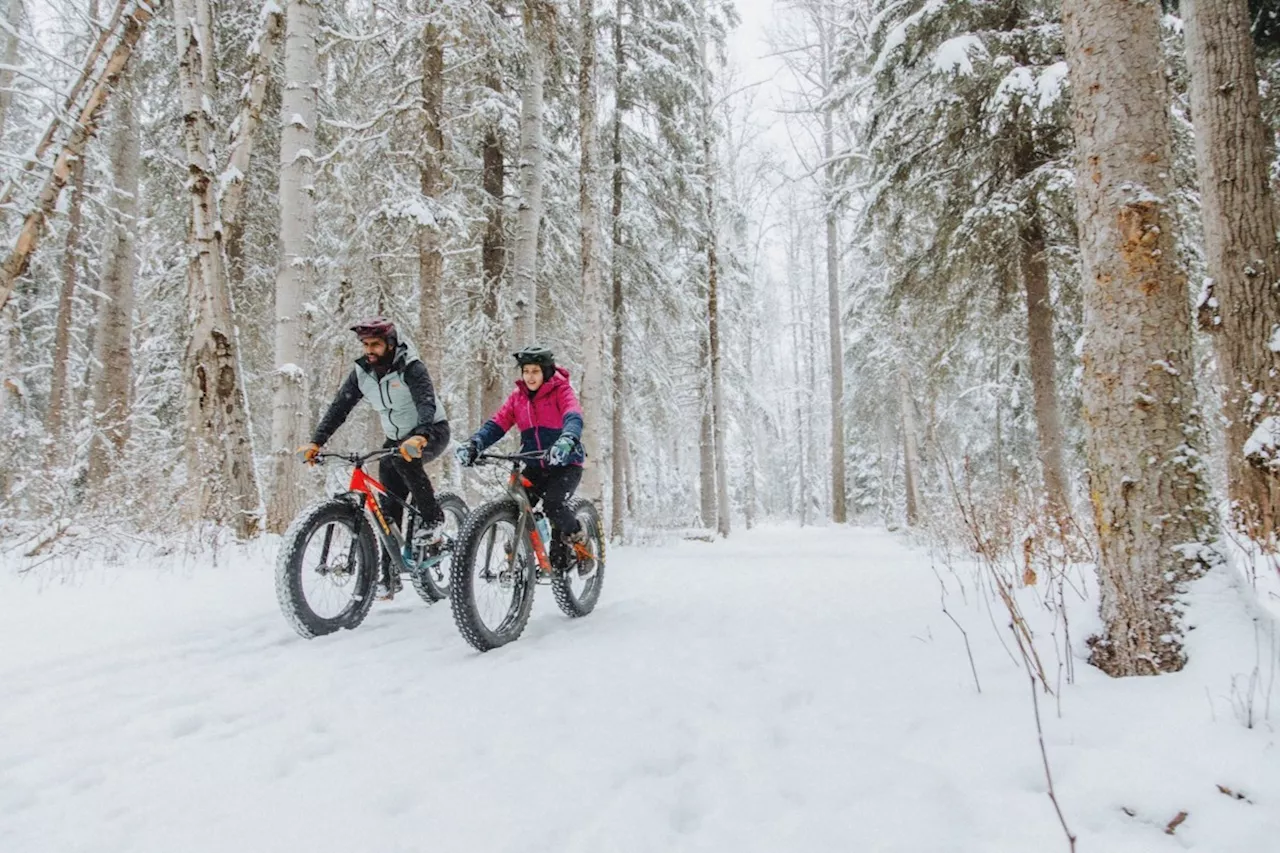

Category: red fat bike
[449, 451, 605, 652]
[275, 448, 469, 639]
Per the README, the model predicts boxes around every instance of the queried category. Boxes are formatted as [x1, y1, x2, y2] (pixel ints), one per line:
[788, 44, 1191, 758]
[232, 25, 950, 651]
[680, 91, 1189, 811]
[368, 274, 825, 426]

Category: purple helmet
[349, 316, 397, 343]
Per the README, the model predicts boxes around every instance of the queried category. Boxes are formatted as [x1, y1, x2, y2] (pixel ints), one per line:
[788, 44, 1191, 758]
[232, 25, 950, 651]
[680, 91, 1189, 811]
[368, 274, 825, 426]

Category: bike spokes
[300, 520, 363, 620]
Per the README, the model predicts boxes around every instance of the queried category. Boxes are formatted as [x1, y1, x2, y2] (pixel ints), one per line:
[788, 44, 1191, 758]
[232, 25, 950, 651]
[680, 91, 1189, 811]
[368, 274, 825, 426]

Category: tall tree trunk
[1063, 0, 1216, 676]
[47, 0, 102, 447]
[788, 207, 807, 525]
[699, 367, 716, 527]
[46, 155, 85, 446]
[899, 364, 920, 527]
[818, 8, 846, 525]
[1019, 202, 1070, 521]
[266, 0, 318, 532]
[578, 0, 605, 507]
[175, 0, 260, 538]
[609, 0, 626, 540]
[418, 19, 445, 387]
[88, 65, 139, 487]
[221, 1, 283, 286]
[480, 61, 506, 418]
[512, 1, 548, 348]
[698, 11, 729, 537]
[0, 0, 24, 142]
[1185, 0, 1280, 544]
[0, 0, 155, 312]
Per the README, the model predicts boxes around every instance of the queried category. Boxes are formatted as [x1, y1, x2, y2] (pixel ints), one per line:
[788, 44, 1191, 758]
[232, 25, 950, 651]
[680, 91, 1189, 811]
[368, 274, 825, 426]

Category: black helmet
[513, 344, 555, 380]
[350, 316, 397, 344]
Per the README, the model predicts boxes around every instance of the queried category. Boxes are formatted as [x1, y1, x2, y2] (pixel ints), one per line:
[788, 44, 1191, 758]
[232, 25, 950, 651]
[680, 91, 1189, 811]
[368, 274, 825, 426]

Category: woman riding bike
[455, 345, 594, 574]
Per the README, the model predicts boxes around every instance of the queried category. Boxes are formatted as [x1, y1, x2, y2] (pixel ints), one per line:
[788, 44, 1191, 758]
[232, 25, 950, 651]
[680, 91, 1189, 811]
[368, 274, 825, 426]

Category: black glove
[455, 439, 481, 467]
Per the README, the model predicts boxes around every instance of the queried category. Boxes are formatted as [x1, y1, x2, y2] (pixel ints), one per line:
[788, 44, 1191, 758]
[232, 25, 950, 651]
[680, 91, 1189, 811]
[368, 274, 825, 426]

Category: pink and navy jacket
[471, 367, 585, 468]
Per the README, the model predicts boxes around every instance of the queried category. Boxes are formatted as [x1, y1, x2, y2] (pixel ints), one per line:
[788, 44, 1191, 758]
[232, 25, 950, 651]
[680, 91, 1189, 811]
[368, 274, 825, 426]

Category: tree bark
[579, 0, 606, 507]
[1185, 0, 1280, 544]
[899, 363, 920, 527]
[87, 65, 139, 487]
[609, 0, 626, 540]
[221, 1, 283, 284]
[819, 6, 846, 525]
[418, 19, 445, 388]
[1063, 0, 1216, 676]
[0, 0, 156, 312]
[512, 1, 548, 348]
[480, 61, 506, 418]
[175, 0, 260, 538]
[46, 154, 85, 446]
[1019, 200, 1071, 522]
[266, 0, 318, 532]
[697, 8, 729, 537]
[0, 0, 23, 142]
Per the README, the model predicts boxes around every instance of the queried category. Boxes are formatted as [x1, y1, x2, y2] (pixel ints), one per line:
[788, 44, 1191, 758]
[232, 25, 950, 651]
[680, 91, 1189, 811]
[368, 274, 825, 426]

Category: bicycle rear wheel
[276, 499, 377, 638]
[551, 498, 605, 618]
[409, 492, 469, 603]
[449, 498, 536, 651]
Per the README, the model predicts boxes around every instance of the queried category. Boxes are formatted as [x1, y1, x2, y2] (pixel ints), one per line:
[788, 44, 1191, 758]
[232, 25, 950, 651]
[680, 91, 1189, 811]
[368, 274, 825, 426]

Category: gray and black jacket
[312, 340, 447, 445]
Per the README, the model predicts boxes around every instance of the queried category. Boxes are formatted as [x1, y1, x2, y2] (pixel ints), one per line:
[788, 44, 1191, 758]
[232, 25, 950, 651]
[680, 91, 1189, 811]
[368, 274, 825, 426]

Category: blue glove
[548, 435, 576, 466]
[455, 439, 480, 467]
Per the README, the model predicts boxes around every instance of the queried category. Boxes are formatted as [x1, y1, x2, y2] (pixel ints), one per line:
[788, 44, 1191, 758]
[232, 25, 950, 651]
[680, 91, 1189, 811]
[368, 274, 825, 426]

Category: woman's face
[522, 363, 544, 391]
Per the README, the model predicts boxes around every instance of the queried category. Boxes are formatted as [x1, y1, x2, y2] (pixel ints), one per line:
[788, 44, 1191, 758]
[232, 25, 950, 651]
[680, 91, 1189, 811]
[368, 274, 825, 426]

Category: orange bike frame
[510, 469, 552, 572]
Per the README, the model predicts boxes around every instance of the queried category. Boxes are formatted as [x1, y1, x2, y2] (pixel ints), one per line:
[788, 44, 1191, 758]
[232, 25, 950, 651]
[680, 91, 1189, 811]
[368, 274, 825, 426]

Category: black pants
[380, 421, 450, 527]
[524, 465, 582, 538]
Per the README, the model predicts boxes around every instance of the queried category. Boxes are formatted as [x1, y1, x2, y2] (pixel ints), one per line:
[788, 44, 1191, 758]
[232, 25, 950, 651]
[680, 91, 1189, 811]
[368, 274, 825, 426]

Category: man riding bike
[455, 344, 594, 573]
[298, 318, 450, 587]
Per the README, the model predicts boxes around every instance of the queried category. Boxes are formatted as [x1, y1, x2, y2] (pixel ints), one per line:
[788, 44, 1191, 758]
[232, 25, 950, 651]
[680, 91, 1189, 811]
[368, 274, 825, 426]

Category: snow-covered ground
[1, 525, 1276, 852]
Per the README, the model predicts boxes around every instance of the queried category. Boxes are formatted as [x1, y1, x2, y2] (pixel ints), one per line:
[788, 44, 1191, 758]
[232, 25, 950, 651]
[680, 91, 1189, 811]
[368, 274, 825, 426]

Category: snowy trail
[1, 526, 1277, 852]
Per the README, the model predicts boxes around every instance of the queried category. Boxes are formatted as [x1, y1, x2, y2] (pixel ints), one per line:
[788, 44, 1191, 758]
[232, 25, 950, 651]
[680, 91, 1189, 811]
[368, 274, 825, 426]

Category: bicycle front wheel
[275, 499, 377, 638]
[449, 498, 536, 651]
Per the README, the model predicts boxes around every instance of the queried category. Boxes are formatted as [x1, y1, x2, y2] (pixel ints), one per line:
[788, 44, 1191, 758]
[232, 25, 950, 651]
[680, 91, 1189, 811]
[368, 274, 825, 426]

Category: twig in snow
[1029, 674, 1077, 852]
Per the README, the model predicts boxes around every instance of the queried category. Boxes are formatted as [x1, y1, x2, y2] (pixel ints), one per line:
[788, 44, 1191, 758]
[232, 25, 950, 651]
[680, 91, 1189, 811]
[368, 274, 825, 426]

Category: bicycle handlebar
[310, 448, 397, 466]
[475, 450, 549, 464]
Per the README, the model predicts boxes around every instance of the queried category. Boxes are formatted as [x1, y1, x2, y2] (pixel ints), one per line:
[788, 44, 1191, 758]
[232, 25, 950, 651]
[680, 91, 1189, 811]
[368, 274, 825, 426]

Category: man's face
[522, 363, 544, 391]
[362, 337, 389, 364]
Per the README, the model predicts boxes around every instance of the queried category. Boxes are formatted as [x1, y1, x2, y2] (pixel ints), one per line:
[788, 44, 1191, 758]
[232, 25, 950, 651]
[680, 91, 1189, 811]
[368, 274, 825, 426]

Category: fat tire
[449, 498, 536, 652]
[410, 492, 470, 604]
[276, 499, 377, 639]
[551, 498, 605, 618]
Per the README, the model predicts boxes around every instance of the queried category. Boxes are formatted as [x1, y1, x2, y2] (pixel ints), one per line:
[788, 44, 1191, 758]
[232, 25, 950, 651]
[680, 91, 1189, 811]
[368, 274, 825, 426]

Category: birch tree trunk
[175, 0, 261, 538]
[46, 154, 85, 446]
[1185, 0, 1280, 544]
[578, 0, 605, 507]
[0, 0, 156, 312]
[266, 0, 318, 532]
[512, 1, 548, 348]
[88, 66, 139, 487]
[0, 0, 23, 142]
[1063, 0, 1216, 676]
[222, 1, 283, 283]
